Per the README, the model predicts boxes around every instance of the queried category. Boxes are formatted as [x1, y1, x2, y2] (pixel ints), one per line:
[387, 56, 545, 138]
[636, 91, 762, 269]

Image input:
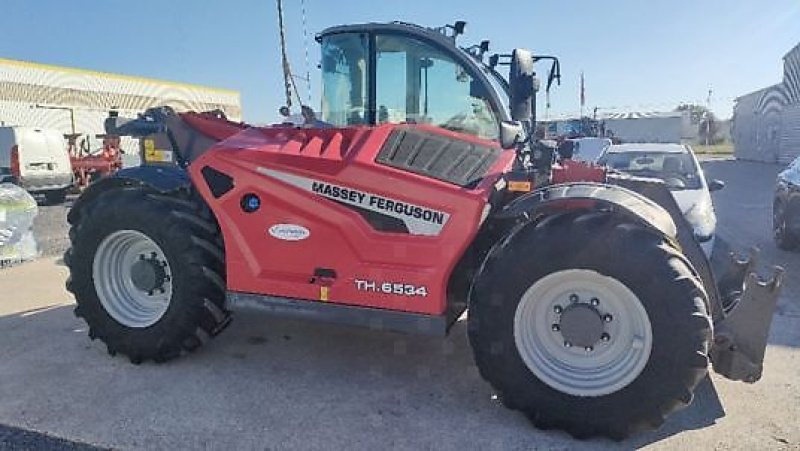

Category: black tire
[65, 186, 230, 363]
[774, 200, 799, 251]
[468, 210, 712, 439]
[44, 188, 67, 205]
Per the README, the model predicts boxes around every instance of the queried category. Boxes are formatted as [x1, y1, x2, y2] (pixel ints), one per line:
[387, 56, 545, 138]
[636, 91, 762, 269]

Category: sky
[1, 0, 798, 122]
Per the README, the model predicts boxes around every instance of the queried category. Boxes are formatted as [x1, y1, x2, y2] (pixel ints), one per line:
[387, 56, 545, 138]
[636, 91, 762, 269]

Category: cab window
[375, 34, 499, 140]
[320, 33, 368, 126]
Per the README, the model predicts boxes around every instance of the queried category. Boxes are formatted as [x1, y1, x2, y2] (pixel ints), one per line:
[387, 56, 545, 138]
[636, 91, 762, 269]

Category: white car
[597, 143, 724, 257]
[0, 127, 73, 203]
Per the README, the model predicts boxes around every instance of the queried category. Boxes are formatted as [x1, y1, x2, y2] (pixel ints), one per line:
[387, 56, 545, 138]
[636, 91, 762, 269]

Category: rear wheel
[65, 186, 231, 363]
[469, 210, 712, 439]
[774, 200, 799, 250]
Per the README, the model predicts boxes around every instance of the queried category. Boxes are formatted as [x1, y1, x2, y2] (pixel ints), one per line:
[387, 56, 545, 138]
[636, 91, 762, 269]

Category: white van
[569, 137, 613, 162]
[0, 127, 73, 203]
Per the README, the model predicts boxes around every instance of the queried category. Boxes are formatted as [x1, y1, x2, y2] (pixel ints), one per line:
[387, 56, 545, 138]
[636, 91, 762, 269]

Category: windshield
[481, 64, 510, 113]
[598, 150, 702, 190]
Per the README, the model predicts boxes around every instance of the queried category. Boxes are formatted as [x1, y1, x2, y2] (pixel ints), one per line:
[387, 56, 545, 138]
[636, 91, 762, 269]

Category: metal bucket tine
[710, 263, 784, 383]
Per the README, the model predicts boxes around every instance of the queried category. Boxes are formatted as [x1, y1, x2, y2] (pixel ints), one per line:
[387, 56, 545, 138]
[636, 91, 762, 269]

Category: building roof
[0, 57, 238, 95]
[599, 111, 684, 120]
[607, 143, 688, 153]
[735, 83, 784, 103]
[784, 42, 800, 61]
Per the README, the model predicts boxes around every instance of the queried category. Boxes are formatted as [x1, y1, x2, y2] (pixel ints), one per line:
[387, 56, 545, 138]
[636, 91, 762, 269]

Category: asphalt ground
[30, 194, 75, 259]
[1, 158, 798, 450]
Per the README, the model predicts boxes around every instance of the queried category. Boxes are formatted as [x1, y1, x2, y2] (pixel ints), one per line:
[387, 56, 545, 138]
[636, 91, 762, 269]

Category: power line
[300, 0, 312, 104]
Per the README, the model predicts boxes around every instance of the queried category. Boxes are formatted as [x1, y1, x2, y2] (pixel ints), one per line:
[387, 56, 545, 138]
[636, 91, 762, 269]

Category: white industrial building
[0, 57, 241, 166]
[732, 43, 800, 163]
[600, 111, 694, 144]
[545, 111, 694, 144]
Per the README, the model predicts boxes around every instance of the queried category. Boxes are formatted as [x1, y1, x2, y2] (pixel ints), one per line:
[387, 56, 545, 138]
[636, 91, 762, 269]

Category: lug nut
[147, 290, 154, 296]
[554, 305, 563, 314]
[161, 261, 168, 267]
[601, 333, 610, 342]
[603, 314, 613, 323]
[590, 298, 599, 306]
[564, 341, 572, 348]
[164, 275, 171, 282]
[569, 294, 579, 303]
[151, 252, 157, 259]
[585, 346, 593, 352]
[551, 324, 560, 332]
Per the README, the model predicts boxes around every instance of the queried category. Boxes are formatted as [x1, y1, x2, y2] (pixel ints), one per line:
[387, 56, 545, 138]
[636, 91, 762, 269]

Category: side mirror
[509, 48, 535, 122]
[708, 179, 725, 192]
[499, 121, 525, 149]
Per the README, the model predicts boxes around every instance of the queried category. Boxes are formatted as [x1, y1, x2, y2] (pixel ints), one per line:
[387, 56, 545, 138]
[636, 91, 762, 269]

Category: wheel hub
[558, 303, 604, 348]
[514, 269, 653, 397]
[130, 255, 167, 293]
[92, 230, 173, 328]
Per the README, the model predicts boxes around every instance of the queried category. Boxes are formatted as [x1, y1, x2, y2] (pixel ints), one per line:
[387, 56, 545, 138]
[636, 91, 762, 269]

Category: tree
[676, 104, 720, 144]
[675, 103, 710, 124]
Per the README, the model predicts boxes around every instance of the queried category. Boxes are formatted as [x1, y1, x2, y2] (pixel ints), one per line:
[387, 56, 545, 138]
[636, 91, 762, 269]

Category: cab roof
[318, 22, 455, 47]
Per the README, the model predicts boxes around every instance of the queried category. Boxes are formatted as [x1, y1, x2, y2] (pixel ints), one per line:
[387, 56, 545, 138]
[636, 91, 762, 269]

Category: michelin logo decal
[256, 167, 449, 236]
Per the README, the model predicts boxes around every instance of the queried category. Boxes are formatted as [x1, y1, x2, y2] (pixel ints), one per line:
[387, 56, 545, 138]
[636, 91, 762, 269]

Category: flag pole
[580, 71, 586, 118]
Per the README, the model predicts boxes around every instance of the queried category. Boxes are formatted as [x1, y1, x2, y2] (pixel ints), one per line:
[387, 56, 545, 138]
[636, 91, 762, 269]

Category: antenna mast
[276, 0, 304, 113]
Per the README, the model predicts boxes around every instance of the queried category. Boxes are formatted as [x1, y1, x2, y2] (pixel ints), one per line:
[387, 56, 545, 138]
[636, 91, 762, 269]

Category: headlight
[684, 199, 715, 241]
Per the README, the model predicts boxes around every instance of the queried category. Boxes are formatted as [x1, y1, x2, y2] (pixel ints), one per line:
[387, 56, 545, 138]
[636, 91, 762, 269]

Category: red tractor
[65, 22, 782, 439]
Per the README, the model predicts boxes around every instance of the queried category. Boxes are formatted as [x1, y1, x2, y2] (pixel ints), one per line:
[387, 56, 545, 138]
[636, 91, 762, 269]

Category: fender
[68, 165, 190, 224]
[495, 182, 678, 240]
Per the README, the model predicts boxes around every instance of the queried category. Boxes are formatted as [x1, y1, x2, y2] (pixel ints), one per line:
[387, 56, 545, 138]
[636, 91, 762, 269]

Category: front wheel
[468, 211, 712, 439]
[65, 187, 231, 363]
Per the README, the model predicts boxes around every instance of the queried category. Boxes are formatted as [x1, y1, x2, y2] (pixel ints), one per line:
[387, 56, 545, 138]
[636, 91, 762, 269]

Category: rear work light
[10, 144, 20, 179]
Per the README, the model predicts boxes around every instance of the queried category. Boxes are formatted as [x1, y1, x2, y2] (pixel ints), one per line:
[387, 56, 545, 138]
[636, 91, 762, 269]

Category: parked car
[597, 143, 724, 257]
[774, 155, 800, 250]
[0, 126, 73, 203]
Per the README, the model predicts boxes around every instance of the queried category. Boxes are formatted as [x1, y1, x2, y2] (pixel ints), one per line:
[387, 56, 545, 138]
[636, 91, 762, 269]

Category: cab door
[373, 33, 500, 140]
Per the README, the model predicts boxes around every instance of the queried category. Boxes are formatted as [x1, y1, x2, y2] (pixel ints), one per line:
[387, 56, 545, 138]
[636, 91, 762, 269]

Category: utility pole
[580, 71, 585, 118]
[705, 87, 712, 146]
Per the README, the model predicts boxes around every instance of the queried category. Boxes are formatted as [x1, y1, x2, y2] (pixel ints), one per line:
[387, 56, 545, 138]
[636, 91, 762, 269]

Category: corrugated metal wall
[732, 89, 762, 161]
[0, 58, 241, 166]
[734, 44, 800, 164]
[781, 104, 800, 163]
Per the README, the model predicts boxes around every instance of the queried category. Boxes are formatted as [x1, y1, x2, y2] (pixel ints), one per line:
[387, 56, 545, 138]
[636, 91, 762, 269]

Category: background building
[600, 111, 693, 144]
[732, 43, 800, 163]
[544, 110, 694, 144]
[0, 58, 241, 166]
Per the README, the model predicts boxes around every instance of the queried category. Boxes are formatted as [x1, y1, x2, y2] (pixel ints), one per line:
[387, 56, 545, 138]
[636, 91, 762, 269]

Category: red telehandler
[64, 22, 782, 439]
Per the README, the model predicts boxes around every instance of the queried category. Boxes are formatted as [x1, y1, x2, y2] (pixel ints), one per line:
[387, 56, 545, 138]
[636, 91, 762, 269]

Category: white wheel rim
[514, 269, 653, 397]
[92, 230, 173, 328]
